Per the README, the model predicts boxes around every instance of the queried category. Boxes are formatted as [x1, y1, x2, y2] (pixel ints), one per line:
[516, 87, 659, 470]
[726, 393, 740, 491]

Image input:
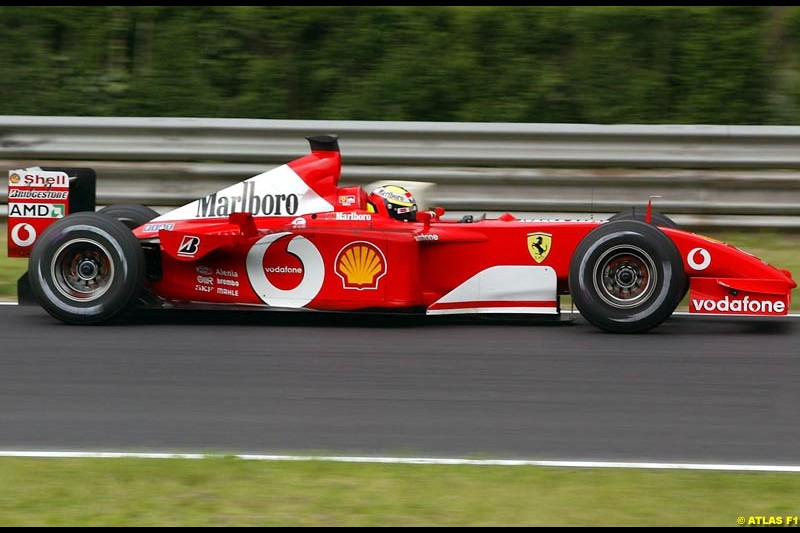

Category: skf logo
[178, 235, 201, 257]
[527, 232, 551, 263]
[9, 173, 20, 184]
[335, 241, 387, 290]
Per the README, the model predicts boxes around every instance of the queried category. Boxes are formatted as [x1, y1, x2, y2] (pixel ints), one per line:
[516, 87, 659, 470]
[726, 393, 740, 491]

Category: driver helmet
[367, 185, 418, 221]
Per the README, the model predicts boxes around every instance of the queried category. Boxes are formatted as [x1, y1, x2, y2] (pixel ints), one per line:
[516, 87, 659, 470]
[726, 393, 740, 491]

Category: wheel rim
[51, 238, 115, 302]
[592, 245, 657, 309]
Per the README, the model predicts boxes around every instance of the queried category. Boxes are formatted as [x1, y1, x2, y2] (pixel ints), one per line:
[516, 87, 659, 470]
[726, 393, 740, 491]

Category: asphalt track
[1, 304, 798, 464]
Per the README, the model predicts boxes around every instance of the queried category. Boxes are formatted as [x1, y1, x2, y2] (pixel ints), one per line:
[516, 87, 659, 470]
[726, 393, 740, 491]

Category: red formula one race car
[7, 135, 796, 332]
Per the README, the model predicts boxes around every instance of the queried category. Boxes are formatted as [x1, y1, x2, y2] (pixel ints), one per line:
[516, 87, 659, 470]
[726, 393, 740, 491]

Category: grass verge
[0, 457, 798, 526]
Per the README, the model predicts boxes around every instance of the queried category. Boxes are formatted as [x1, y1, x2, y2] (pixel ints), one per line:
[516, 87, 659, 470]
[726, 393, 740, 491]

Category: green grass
[0, 457, 798, 526]
[2, 224, 799, 307]
[712, 229, 800, 279]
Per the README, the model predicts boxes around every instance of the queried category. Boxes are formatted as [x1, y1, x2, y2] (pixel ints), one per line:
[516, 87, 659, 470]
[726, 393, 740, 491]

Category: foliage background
[0, 6, 797, 124]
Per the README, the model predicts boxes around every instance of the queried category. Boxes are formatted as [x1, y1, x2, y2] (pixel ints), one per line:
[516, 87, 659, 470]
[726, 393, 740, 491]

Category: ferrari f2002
[6, 135, 796, 333]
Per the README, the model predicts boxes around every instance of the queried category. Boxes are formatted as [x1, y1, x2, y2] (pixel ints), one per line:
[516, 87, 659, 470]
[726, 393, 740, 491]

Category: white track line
[0, 451, 799, 472]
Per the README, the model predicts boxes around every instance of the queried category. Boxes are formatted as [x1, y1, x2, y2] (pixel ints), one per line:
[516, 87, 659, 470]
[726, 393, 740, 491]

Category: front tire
[28, 212, 145, 324]
[569, 220, 686, 333]
[608, 207, 679, 229]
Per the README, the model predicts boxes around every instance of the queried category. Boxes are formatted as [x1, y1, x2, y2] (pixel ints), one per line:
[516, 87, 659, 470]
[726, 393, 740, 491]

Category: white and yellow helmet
[367, 185, 418, 221]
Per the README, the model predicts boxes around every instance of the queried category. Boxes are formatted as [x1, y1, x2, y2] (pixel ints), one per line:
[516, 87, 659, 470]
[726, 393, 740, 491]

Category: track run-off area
[1, 303, 799, 470]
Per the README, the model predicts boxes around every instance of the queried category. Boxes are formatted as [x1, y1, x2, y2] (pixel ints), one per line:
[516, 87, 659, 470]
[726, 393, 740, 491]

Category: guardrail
[2, 116, 800, 228]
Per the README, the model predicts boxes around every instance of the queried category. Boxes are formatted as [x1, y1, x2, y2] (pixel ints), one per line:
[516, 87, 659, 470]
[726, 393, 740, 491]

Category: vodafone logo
[690, 295, 786, 315]
[10, 223, 36, 247]
[687, 247, 711, 271]
[246, 232, 324, 308]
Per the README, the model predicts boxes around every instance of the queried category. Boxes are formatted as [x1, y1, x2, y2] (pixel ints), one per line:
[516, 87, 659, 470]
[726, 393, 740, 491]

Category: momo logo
[177, 236, 200, 257]
[527, 232, 551, 263]
[690, 295, 786, 315]
[9, 173, 20, 184]
[246, 232, 324, 308]
[335, 241, 387, 290]
[143, 222, 174, 233]
[10, 223, 36, 247]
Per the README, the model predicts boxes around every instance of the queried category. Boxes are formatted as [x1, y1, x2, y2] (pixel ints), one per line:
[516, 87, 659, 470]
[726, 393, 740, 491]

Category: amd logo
[9, 203, 65, 218]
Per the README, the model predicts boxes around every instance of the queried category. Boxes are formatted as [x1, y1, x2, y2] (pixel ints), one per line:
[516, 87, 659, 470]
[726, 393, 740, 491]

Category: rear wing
[7, 167, 96, 258]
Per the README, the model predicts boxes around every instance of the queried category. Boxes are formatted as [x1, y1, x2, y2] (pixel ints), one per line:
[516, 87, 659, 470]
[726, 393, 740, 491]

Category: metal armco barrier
[2, 116, 800, 228]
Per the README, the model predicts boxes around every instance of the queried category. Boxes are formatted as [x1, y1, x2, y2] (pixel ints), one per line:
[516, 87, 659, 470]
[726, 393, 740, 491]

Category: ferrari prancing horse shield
[527, 232, 551, 263]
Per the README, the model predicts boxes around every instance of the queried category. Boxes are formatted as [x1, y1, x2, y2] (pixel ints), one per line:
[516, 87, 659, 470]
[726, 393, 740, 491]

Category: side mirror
[416, 211, 433, 223]
[415, 207, 445, 223]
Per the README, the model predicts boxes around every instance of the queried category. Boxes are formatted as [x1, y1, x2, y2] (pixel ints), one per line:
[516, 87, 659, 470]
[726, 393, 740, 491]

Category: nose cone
[779, 268, 797, 289]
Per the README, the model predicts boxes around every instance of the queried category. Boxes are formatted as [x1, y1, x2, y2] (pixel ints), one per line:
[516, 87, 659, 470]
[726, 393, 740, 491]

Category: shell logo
[335, 241, 387, 290]
[9, 173, 20, 184]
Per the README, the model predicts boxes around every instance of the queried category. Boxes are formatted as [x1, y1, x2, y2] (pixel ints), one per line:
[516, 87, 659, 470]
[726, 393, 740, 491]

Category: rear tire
[28, 212, 145, 324]
[569, 220, 686, 333]
[98, 204, 159, 230]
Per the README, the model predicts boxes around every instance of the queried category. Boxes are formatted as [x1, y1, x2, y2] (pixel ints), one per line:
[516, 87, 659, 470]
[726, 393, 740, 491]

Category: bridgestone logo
[196, 181, 298, 217]
[264, 266, 303, 274]
[691, 296, 786, 314]
[9, 189, 69, 200]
